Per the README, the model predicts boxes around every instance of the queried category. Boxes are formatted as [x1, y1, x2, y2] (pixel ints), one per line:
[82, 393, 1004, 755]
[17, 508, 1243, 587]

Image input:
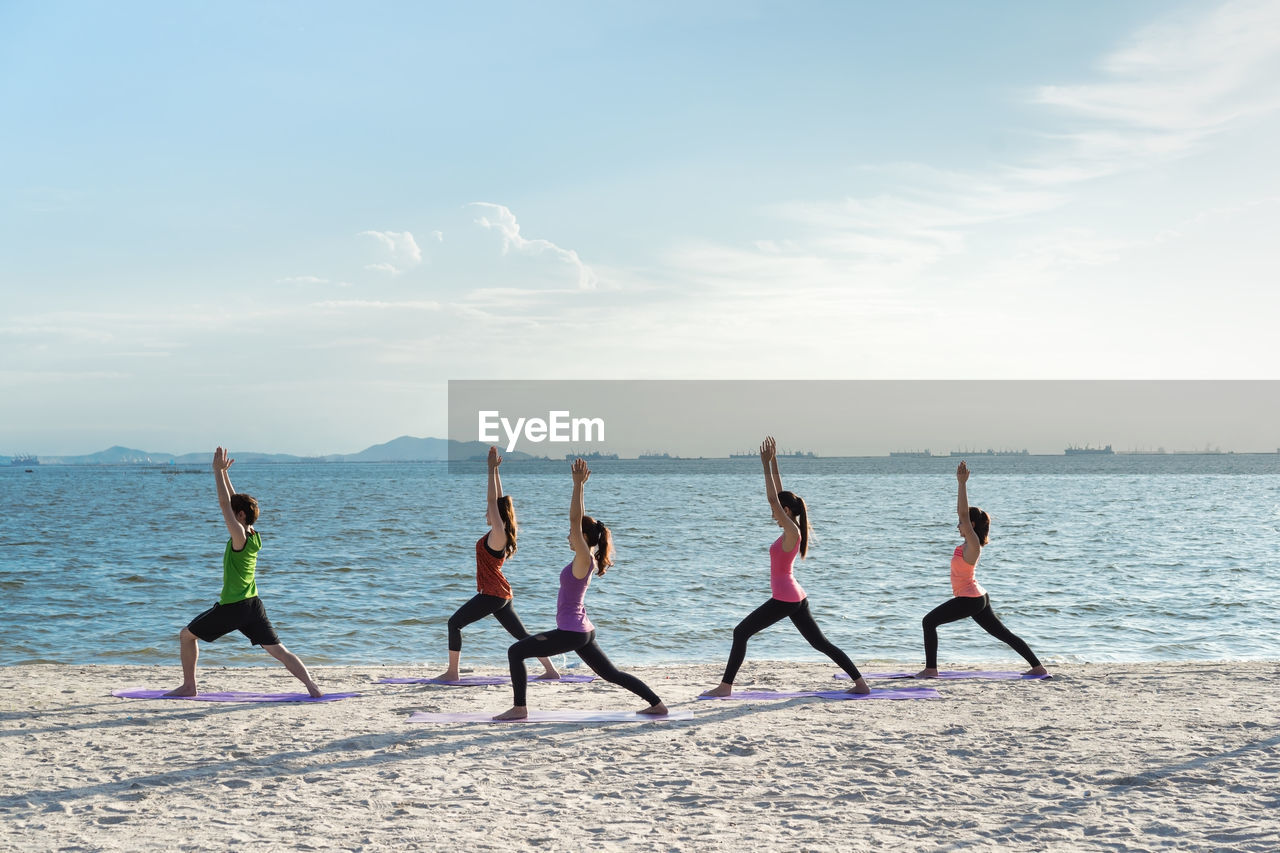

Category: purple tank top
[555, 563, 594, 632]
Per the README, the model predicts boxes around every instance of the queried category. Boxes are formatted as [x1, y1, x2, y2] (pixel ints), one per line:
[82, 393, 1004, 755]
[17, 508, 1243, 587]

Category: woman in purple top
[493, 458, 668, 721]
[702, 436, 870, 697]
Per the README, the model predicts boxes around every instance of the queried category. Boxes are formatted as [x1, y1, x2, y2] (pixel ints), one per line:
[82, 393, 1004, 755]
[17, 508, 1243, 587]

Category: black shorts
[187, 596, 280, 646]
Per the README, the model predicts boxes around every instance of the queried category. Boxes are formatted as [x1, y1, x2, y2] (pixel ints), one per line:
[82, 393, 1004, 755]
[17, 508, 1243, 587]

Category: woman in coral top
[916, 461, 1048, 678]
[435, 446, 559, 682]
[701, 436, 869, 697]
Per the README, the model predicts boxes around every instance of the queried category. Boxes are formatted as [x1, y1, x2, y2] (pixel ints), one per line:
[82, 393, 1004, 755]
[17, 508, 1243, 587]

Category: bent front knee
[179, 628, 198, 642]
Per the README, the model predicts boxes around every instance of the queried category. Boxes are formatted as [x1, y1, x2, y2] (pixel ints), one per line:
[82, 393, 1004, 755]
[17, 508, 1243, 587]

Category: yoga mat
[836, 671, 1052, 681]
[375, 674, 596, 686]
[408, 709, 695, 724]
[112, 688, 360, 703]
[698, 687, 940, 701]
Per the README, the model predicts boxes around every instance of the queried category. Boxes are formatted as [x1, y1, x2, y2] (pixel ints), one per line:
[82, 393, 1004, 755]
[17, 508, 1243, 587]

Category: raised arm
[486, 446, 507, 552]
[956, 461, 980, 563]
[761, 436, 800, 548]
[761, 436, 782, 506]
[214, 446, 247, 550]
[568, 458, 593, 579]
[768, 443, 783, 495]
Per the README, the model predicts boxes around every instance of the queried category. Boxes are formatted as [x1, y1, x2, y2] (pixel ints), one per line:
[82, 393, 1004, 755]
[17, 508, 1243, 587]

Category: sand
[2, 661, 1278, 851]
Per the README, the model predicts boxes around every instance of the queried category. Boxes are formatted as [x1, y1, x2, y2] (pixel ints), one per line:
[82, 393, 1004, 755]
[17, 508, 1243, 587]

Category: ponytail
[969, 506, 990, 546]
[496, 495, 518, 558]
[777, 490, 811, 558]
[582, 515, 614, 575]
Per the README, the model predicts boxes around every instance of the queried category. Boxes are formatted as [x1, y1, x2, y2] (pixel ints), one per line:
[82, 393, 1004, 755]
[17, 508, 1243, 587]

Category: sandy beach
[2, 661, 1278, 851]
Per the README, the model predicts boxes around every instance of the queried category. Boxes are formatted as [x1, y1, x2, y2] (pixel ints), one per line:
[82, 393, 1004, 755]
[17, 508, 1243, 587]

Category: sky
[2, 1, 1279, 456]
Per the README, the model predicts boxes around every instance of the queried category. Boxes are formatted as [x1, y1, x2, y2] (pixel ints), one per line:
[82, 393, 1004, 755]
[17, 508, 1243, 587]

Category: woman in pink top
[702, 437, 870, 697]
[493, 459, 667, 720]
[916, 461, 1048, 678]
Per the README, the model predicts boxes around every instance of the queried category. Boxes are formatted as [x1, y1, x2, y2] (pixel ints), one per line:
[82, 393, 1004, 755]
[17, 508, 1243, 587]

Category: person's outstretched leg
[789, 600, 870, 694]
[494, 630, 586, 720]
[917, 596, 986, 676]
[493, 600, 560, 680]
[575, 637, 666, 714]
[262, 643, 323, 697]
[971, 598, 1047, 675]
[164, 628, 201, 696]
[438, 594, 505, 681]
[702, 599, 796, 697]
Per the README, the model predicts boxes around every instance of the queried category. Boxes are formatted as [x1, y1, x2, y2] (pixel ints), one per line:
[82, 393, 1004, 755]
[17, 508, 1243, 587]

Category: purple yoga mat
[699, 687, 940, 701]
[836, 671, 1051, 681]
[112, 688, 360, 703]
[375, 674, 597, 686]
[408, 709, 696, 724]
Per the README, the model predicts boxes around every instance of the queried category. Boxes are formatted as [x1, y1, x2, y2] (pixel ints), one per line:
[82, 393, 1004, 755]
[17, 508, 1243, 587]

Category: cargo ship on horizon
[949, 448, 1030, 457]
[564, 451, 620, 461]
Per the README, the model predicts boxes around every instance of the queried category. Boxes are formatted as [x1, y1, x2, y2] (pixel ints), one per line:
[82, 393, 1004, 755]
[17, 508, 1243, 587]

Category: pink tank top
[950, 545, 986, 598]
[769, 536, 806, 602]
[555, 563, 595, 632]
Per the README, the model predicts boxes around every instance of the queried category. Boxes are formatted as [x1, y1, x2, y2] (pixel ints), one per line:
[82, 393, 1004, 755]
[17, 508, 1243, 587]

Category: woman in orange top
[435, 447, 559, 682]
[916, 461, 1048, 678]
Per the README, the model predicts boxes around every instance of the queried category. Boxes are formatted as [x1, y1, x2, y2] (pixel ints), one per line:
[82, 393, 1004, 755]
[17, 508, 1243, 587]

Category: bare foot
[1025, 665, 1049, 677]
[845, 677, 871, 695]
[700, 683, 733, 698]
[638, 701, 668, 715]
[914, 668, 939, 679]
[163, 684, 197, 697]
[434, 671, 460, 682]
[305, 682, 324, 698]
[492, 706, 528, 721]
[535, 669, 561, 681]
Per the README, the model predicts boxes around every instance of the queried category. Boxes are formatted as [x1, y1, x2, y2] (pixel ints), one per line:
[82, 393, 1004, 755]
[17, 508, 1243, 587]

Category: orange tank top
[949, 545, 986, 598]
[476, 535, 512, 599]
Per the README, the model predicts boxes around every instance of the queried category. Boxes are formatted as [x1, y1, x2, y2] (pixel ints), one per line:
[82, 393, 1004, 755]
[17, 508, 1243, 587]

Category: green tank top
[219, 531, 261, 604]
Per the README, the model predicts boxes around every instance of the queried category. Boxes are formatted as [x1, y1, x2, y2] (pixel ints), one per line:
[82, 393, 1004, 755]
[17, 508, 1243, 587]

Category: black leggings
[921, 594, 1041, 669]
[507, 629, 661, 707]
[721, 597, 863, 684]
[448, 594, 531, 652]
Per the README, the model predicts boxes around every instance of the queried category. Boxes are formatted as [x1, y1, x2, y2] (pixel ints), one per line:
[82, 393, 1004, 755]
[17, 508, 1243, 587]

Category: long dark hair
[969, 506, 990, 546]
[581, 515, 614, 576]
[776, 490, 811, 558]
[496, 495, 517, 558]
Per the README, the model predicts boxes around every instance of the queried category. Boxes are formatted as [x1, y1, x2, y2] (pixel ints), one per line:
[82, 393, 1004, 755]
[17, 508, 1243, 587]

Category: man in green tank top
[164, 447, 323, 697]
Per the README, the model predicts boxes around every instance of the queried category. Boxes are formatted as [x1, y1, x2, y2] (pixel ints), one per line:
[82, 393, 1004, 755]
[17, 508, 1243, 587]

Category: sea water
[2, 455, 1278, 668]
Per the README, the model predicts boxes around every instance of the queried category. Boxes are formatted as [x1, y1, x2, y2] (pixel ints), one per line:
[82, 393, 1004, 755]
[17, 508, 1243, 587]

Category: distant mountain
[343, 435, 450, 462]
[342, 436, 540, 462]
[35, 446, 175, 465]
[7, 437, 541, 465]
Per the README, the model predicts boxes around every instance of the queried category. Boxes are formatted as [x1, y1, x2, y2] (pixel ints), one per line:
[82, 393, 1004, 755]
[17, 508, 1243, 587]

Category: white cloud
[277, 275, 330, 285]
[310, 299, 442, 312]
[1027, 0, 1280, 181]
[470, 202, 598, 289]
[655, 0, 1280, 311]
[359, 230, 423, 275]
